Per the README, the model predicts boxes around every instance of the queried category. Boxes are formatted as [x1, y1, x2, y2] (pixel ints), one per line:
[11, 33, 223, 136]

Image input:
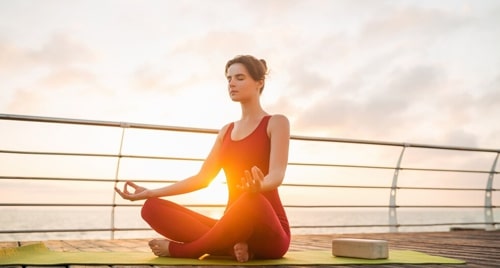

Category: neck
[240, 100, 266, 121]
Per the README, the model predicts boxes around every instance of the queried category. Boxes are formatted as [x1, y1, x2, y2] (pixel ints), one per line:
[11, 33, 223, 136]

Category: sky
[1, 0, 500, 234]
[1, 0, 499, 148]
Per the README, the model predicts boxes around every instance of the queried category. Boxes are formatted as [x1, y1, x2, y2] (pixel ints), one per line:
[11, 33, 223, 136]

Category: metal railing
[1, 113, 498, 239]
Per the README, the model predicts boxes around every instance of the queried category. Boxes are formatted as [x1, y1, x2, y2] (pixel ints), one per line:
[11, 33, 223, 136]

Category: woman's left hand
[238, 166, 265, 193]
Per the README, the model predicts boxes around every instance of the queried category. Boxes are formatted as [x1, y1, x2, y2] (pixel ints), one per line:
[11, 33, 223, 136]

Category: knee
[141, 197, 159, 221]
[235, 192, 267, 210]
[241, 192, 266, 203]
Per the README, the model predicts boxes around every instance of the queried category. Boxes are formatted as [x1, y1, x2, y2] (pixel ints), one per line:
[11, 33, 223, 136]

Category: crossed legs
[141, 194, 289, 262]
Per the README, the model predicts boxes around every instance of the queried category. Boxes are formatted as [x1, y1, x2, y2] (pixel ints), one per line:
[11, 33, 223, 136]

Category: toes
[234, 243, 250, 262]
[148, 239, 157, 247]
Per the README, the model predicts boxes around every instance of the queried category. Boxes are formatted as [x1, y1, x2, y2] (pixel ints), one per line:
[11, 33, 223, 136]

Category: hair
[225, 55, 268, 93]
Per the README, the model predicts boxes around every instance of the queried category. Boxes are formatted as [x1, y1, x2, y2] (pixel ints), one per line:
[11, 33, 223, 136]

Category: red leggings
[141, 193, 290, 259]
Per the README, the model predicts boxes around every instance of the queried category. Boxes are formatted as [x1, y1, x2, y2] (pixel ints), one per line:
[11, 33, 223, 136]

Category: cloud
[481, 73, 500, 109]
[1, 0, 499, 149]
[126, 30, 263, 94]
[40, 67, 99, 88]
[129, 61, 209, 95]
[1, 32, 101, 95]
[360, 4, 471, 48]
[5, 89, 44, 114]
[0, 33, 98, 72]
[30, 33, 98, 66]
[169, 31, 260, 62]
[274, 3, 500, 149]
[443, 129, 478, 148]
[0, 42, 34, 72]
[290, 58, 446, 139]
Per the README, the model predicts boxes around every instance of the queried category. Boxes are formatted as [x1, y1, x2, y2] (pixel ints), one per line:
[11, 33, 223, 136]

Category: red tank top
[220, 115, 289, 234]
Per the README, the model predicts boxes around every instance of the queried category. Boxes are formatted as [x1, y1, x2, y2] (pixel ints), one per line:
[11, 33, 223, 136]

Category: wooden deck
[1, 229, 499, 267]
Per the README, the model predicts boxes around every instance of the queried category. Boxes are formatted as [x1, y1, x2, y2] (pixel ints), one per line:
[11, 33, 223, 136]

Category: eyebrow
[226, 73, 246, 79]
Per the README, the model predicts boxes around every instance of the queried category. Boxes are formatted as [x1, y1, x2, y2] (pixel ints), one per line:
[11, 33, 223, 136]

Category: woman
[115, 55, 290, 263]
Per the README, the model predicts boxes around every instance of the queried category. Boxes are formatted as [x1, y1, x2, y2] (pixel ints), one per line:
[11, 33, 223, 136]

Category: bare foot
[148, 239, 170, 257]
[233, 242, 250, 262]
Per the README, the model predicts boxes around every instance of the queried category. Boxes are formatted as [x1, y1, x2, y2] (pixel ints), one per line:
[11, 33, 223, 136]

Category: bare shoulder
[269, 114, 290, 128]
[216, 122, 233, 141]
[268, 114, 290, 136]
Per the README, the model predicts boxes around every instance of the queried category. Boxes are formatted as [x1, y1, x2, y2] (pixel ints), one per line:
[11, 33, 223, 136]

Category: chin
[229, 96, 241, 102]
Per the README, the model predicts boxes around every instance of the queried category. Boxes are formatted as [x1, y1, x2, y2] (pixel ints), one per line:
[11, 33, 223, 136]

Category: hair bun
[259, 59, 268, 72]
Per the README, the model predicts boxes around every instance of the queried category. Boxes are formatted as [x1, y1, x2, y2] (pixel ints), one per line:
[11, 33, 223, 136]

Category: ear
[257, 79, 264, 92]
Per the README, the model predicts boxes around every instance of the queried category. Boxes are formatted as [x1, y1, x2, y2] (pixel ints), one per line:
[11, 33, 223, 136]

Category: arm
[261, 114, 290, 191]
[115, 124, 230, 201]
[239, 114, 290, 192]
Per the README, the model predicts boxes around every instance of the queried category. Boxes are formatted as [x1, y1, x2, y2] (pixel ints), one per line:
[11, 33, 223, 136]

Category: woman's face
[226, 63, 263, 102]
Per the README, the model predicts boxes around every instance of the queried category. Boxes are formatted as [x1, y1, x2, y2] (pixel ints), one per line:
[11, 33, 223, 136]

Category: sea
[1, 207, 496, 242]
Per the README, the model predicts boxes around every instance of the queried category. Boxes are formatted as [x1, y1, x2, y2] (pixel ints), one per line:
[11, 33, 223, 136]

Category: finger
[124, 183, 132, 195]
[238, 176, 249, 190]
[251, 166, 264, 182]
[244, 170, 252, 180]
[247, 169, 259, 192]
[238, 171, 251, 190]
[126, 181, 140, 189]
[244, 170, 253, 184]
[114, 187, 123, 197]
[115, 187, 128, 200]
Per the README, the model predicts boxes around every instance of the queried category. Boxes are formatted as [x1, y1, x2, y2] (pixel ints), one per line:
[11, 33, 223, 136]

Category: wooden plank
[1, 230, 499, 267]
[70, 266, 111, 268]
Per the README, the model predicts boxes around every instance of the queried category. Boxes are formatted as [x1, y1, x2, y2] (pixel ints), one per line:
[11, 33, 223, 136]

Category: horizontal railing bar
[2, 176, 496, 191]
[0, 150, 207, 162]
[0, 149, 117, 158]
[2, 148, 496, 175]
[0, 229, 123, 234]
[289, 162, 495, 174]
[289, 162, 394, 170]
[0, 176, 179, 184]
[291, 135, 500, 153]
[397, 186, 496, 191]
[0, 203, 225, 208]
[286, 205, 498, 208]
[0, 113, 219, 134]
[2, 203, 496, 209]
[2, 113, 499, 237]
[3, 221, 497, 235]
[0, 176, 121, 183]
[2, 113, 499, 153]
[293, 222, 498, 229]
[285, 183, 495, 191]
[0, 228, 168, 234]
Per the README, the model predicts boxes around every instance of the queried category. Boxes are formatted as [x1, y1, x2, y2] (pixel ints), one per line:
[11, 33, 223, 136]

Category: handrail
[1, 148, 494, 174]
[1, 113, 499, 239]
[1, 176, 494, 191]
[2, 113, 498, 152]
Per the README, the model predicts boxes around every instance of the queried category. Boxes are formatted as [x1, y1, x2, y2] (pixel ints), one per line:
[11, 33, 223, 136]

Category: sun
[194, 174, 229, 205]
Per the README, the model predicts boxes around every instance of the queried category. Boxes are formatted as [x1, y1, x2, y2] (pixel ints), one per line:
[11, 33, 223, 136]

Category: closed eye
[227, 74, 246, 82]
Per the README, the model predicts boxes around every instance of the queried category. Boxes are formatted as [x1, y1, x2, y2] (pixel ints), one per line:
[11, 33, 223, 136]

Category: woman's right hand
[115, 181, 150, 201]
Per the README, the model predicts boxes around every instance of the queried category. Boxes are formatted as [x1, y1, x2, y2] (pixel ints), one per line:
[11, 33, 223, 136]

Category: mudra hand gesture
[115, 181, 149, 201]
[238, 166, 265, 193]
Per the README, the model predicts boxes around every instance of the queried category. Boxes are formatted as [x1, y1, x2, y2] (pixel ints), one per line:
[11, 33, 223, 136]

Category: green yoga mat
[0, 243, 465, 266]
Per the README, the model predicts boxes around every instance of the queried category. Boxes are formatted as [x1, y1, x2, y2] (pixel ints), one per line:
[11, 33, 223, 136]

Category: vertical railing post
[485, 152, 498, 231]
[110, 124, 128, 239]
[389, 144, 408, 232]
